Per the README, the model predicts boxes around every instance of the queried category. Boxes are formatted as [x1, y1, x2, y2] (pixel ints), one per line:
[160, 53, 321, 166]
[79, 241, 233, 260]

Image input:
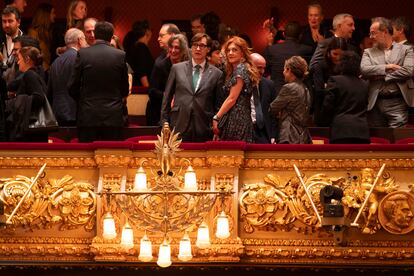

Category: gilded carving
[239, 173, 334, 233]
[207, 156, 244, 167]
[0, 157, 96, 168]
[95, 155, 131, 167]
[240, 168, 400, 235]
[378, 191, 414, 234]
[0, 175, 96, 231]
[342, 168, 398, 234]
[243, 158, 414, 170]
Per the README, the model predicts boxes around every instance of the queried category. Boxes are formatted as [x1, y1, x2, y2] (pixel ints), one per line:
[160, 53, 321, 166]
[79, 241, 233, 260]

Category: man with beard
[361, 17, 414, 127]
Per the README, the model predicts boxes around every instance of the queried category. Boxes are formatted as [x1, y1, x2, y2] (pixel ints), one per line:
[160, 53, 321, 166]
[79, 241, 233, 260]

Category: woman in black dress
[6, 46, 48, 142]
[212, 36, 260, 142]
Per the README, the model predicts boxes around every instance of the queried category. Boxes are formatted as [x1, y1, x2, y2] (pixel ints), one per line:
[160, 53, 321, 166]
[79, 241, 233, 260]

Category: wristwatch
[213, 114, 220, 121]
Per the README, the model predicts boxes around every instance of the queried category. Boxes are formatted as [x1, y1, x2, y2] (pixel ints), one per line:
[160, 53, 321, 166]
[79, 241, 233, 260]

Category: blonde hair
[66, 0, 86, 29]
[222, 36, 260, 86]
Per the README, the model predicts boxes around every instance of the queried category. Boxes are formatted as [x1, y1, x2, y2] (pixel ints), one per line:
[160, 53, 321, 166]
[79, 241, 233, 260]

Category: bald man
[250, 53, 278, 143]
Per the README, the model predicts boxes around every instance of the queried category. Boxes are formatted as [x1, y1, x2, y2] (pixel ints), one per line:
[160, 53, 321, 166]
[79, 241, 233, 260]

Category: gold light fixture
[100, 123, 232, 267]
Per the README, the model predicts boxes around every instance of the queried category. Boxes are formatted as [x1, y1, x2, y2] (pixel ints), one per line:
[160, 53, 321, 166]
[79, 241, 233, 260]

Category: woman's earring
[240, 57, 246, 63]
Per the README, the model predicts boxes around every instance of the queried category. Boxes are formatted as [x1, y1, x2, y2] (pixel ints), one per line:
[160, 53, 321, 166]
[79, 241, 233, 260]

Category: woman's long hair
[222, 36, 260, 86]
[66, 0, 86, 29]
[30, 3, 53, 44]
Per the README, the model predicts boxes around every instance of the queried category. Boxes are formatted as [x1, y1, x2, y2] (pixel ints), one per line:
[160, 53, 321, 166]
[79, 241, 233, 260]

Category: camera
[319, 185, 346, 245]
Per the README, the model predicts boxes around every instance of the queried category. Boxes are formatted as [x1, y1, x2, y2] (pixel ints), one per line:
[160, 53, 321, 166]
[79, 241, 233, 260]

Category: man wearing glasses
[361, 17, 414, 128]
[161, 33, 222, 142]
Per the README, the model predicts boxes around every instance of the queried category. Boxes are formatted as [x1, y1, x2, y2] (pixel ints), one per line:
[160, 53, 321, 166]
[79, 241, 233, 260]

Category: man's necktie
[253, 86, 264, 129]
[192, 64, 201, 91]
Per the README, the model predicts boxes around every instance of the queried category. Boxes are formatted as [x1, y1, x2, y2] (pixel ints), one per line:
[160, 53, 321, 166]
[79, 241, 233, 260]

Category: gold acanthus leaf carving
[95, 155, 131, 167]
[207, 156, 244, 167]
[240, 168, 399, 235]
[0, 175, 96, 232]
[0, 157, 96, 168]
[243, 158, 414, 170]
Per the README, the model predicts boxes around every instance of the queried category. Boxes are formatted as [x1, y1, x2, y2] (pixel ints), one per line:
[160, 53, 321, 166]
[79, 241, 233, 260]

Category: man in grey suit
[161, 33, 223, 142]
[309, 13, 357, 71]
[361, 17, 414, 127]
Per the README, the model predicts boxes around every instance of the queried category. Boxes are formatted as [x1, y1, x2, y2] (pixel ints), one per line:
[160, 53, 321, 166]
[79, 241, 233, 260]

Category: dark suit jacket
[264, 38, 313, 93]
[68, 41, 129, 127]
[48, 47, 78, 124]
[147, 55, 172, 126]
[321, 75, 370, 142]
[258, 77, 278, 142]
[309, 36, 359, 71]
[161, 60, 223, 142]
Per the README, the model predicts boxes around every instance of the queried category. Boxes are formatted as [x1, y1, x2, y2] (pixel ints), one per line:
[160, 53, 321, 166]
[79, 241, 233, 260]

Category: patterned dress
[219, 63, 254, 143]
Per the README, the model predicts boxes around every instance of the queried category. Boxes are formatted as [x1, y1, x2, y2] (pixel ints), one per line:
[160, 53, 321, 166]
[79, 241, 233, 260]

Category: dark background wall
[18, 0, 411, 55]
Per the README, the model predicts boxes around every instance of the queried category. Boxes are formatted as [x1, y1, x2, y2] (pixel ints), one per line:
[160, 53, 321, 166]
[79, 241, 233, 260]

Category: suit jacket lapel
[186, 61, 195, 93]
[388, 43, 401, 65]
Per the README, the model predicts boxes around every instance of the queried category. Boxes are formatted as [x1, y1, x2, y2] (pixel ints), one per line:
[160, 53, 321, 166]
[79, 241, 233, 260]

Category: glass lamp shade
[138, 233, 153, 262]
[134, 167, 147, 191]
[120, 221, 134, 249]
[184, 166, 197, 191]
[102, 212, 117, 239]
[178, 233, 193, 261]
[216, 211, 230, 239]
[157, 239, 172, 268]
[195, 221, 211, 249]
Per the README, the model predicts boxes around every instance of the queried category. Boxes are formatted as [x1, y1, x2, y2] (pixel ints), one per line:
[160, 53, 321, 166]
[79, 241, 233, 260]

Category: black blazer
[146, 55, 172, 126]
[321, 75, 370, 142]
[68, 41, 129, 127]
[264, 38, 313, 93]
[258, 77, 278, 141]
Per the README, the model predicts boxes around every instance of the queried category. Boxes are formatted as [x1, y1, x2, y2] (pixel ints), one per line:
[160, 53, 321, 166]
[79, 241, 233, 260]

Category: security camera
[320, 185, 346, 245]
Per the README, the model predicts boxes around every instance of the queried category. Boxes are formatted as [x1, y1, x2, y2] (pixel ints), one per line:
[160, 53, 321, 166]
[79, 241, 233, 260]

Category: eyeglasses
[369, 30, 381, 37]
[192, 43, 207, 49]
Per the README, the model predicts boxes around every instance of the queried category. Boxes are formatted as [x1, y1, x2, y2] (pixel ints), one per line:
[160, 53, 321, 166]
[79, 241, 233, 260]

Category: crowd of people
[0, 0, 413, 144]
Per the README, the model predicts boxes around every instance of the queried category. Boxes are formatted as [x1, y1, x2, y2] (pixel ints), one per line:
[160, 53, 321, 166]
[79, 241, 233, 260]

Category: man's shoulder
[171, 60, 190, 70]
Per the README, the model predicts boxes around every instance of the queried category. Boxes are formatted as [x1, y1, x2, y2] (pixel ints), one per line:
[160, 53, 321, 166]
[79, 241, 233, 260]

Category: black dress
[220, 63, 254, 143]
[126, 42, 154, 86]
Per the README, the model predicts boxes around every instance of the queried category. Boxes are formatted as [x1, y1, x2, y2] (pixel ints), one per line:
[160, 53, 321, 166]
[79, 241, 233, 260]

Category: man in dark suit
[264, 21, 313, 94]
[146, 23, 180, 126]
[161, 33, 222, 142]
[48, 28, 87, 126]
[309, 13, 357, 71]
[250, 53, 277, 144]
[69, 21, 129, 142]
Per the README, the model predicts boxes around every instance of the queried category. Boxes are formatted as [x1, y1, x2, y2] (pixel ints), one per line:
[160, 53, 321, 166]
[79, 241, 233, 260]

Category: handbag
[26, 96, 59, 133]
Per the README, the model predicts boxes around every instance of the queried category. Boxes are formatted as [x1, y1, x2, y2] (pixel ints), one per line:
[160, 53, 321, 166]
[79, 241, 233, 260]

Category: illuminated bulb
[138, 233, 153, 262]
[215, 211, 230, 239]
[157, 239, 172, 268]
[102, 212, 117, 239]
[184, 165, 197, 191]
[134, 167, 147, 191]
[120, 221, 134, 249]
[196, 221, 211, 249]
[178, 233, 192, 261]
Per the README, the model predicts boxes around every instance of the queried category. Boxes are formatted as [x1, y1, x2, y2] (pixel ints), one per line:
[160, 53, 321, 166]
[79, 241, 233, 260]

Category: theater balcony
[0, 137, 414, 274]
